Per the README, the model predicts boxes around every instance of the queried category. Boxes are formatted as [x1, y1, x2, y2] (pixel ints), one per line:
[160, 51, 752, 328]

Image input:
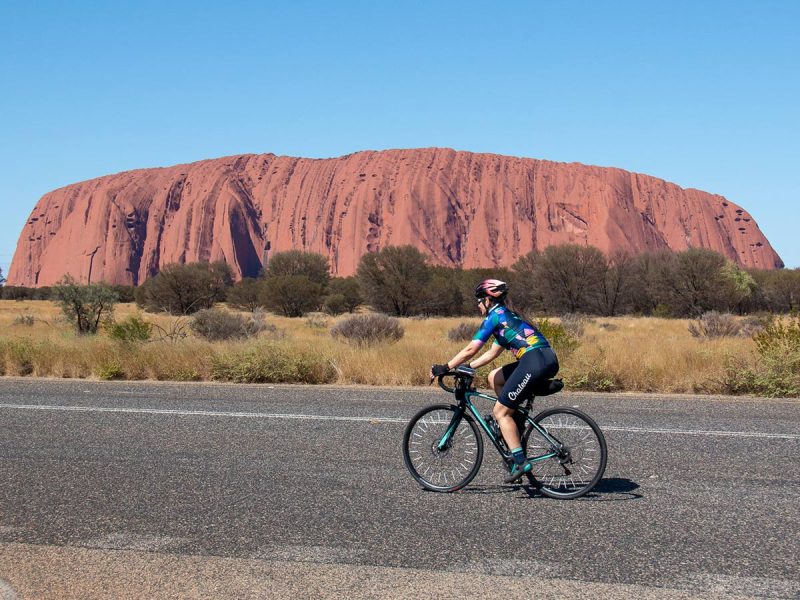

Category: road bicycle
[402, 365, 607, 498]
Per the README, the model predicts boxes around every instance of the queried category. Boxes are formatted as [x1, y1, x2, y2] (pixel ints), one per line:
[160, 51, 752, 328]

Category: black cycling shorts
[498, 347, 559, 409]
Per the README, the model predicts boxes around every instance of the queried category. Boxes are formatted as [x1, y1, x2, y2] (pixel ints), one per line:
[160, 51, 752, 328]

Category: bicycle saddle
[534, 378, 564, 396]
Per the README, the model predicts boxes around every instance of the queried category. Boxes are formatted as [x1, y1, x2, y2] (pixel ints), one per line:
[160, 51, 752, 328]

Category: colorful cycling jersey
[472, 304, 550, 359]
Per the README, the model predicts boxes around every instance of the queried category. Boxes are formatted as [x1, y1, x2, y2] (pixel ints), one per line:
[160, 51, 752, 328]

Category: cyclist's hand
[430, 364, 449, 383]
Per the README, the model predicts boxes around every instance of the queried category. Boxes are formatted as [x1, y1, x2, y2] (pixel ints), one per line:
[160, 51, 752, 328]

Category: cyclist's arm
[444, 340, 484, 370]
[468, 342, 503, 369]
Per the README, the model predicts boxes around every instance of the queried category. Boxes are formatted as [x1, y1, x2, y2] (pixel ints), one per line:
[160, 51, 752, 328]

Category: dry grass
[0, 300, 778, 395]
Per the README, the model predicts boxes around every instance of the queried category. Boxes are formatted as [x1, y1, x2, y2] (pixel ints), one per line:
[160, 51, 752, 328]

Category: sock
[511, 447, 526, 465]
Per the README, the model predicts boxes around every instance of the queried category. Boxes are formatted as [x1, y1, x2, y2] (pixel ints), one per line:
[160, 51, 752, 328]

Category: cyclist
[430, 279, 559, 483]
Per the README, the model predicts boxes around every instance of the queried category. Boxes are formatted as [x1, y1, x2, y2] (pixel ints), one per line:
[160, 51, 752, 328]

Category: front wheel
[402, 404, 484, 493]
[522, 407, 607, 499]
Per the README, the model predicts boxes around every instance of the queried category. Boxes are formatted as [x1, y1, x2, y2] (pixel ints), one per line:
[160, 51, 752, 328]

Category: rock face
[8, 148, 783, 286]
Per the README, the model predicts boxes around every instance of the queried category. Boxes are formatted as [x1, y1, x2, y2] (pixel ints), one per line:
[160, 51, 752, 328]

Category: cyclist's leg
[493, 401, 522, 450]
[488, 361, 518, 397]
[495, 349, 558, 453]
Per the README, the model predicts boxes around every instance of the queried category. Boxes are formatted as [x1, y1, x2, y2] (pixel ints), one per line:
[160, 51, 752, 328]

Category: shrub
[322, 293, 348, 315]
[211, 343, 336, 384]
[305, 312, 330, 329]
[107, 314, 153, 342]
[716, 316, 800, 397]
[534, 318, 580, 358]
[325, 277, 363, 313]
[739, 316, 767, 338]
[95, 360, 124, 380]
[559, 313, 588, 338]
[264, 251, 331, 287]
[447, 322, 478, 342]
[227, 278, 266, 311]
[535, 244, 607, 314]
[356, 246, 431, 316]
[260, 275, 324, 317]
[151, 317, 191, 344]
[331, 313, 404, 346]
[110, 285, 137, 303]
[52, 275, 118, 334]
[688, 312, 741, 338]
[652, 303, 673, 318]
[1, 338, 36, 375]
[136, 261, 233, 315]
[12, 315, 35, 326]
[751, 315, 800, 396]
[568, 365, 620, 392]
[190, 308, 270, 341]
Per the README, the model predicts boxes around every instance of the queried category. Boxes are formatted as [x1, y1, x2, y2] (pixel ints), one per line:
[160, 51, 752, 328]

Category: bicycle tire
[402, 404, 484, 493]
[522, 407, 607, 499]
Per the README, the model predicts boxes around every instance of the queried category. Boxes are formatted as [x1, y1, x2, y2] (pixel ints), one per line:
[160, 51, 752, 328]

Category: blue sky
[1, 0, 798, 276]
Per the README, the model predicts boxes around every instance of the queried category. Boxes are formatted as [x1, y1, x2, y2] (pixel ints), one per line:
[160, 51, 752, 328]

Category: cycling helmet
[474, 278, 508, 300]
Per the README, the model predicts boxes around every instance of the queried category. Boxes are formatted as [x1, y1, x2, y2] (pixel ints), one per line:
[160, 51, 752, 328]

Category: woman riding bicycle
[429, 279, 559, 483]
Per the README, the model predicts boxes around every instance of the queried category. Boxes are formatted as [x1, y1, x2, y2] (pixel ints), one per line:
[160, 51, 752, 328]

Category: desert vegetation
[1, 245, 799, 396]
[0, 299, 798, 396]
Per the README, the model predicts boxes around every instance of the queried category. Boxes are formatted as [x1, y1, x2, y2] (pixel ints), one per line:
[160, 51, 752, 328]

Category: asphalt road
[0, 379, 798, 599]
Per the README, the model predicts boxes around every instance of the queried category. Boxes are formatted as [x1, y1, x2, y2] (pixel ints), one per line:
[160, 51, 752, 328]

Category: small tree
[52, 275, 118, 334]
[597, 251, 637, 316]
[136, 261, 233, 315]
[357, 246, 431, 316]
[510, 253, 546, 314]
[264, 251, 331, 288]
[227, 277, 267, 311]
[325, 277, 363, 313]
[719, 261, 757, 313]
[535, 244, 607, 314]
[0, 267, 6, 286]
[419, 267, 464, 316]
[260, 275, 323, 317]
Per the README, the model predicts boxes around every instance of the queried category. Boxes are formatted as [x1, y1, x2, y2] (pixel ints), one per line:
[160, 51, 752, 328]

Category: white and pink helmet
[474, 278, 508, 300]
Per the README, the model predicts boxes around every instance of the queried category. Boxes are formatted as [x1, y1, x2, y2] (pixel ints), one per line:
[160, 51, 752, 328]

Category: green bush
[330, 313, 404, 346]
[322, 293, 348, 315]
[136, 261, 232, 315]
[264, 251, 331, 287]
[567, 367, 620, 392]
[95, 360, 125, 380]
[260, 275, 324, 317]
[717, 316, 800, 397]
[12, 315, 35, 327]
[211, 344, 336, 384]
[652, 304, 673, 318]
[325, 277, 363, 313]
[1, 338, 36, 375]
[226, 278, 267, 311]
[107, 314, 153, 342]
[752, 315, 800, 396]
[52, 275, 118, 335]
[534, 318, 580, 358]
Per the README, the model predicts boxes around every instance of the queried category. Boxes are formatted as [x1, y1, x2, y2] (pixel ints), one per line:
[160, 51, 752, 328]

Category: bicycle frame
[436, 376, 561, 464]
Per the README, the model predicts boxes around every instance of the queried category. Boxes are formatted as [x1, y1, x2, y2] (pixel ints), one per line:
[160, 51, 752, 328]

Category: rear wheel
[522, 407, 607, 499]
[403, 404, 483, 493]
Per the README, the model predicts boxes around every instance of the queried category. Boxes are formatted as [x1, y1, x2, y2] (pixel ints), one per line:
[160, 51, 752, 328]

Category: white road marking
[0, 403, 798, 440]
[0, 578, 18, 600]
